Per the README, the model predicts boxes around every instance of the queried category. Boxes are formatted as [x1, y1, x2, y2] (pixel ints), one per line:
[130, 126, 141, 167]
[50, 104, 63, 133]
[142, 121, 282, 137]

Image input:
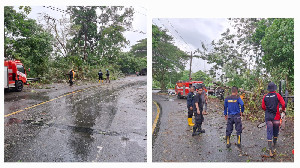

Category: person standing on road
[261, 82, 286, 157]
[98, 70, 103, 83]
[187, 86, 196, 126]
[69, 69, 75, 86]
[224, 86, 244, 148]
[202, 85, 208, 115]
[192, 87, 205, 136]
[106, 69, 110, 83]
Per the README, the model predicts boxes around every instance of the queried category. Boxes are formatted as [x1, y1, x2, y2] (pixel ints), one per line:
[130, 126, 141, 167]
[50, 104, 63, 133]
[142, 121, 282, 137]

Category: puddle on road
[6, 117, 121, 136]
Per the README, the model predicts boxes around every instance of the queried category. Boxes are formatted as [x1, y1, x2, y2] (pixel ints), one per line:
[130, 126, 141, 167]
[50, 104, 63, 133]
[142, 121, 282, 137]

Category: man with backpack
[262, 82, 286, 156]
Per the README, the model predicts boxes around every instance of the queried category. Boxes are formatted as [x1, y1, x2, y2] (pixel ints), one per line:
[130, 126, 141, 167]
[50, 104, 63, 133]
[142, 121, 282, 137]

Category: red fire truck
[4, 60, 29, 92]
[175, 80, 204, 99]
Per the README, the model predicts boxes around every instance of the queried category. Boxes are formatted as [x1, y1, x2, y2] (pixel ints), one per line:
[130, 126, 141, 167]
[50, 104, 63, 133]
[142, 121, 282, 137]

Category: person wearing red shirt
[262, 82, 286, 156]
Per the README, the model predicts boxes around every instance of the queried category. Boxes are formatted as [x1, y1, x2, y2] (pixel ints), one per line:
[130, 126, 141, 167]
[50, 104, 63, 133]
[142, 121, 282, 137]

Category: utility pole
[189, 51, 192, 81]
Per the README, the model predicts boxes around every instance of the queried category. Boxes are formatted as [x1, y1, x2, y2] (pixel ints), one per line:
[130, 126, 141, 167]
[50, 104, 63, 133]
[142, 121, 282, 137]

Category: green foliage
[117, 52, 144, 74]
[4, 6, 142, 84]
[179, 70, 190, 81]
[67, 6, 134, 66]
[197, 18, 294, 117]
[130, 38, 147, 58]
[261, 18, 294, 90]
[4, 6, 53, 78]
[192, 70, 212, 83]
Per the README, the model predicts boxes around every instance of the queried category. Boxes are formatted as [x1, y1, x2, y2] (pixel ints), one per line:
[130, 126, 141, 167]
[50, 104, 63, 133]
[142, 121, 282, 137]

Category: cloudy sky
[15, 6, 147, 52]
[153, 18, 231, 73]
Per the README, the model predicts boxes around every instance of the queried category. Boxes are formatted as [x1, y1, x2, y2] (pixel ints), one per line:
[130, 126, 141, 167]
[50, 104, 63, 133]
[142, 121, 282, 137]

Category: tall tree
[152, 25, 189, 90]
[261, 18, 294, 88]
[67, 6, 134, 65]
[130, 38, 147, 58]
[67, 6, 98, 61]
[4, 6, 53, 77]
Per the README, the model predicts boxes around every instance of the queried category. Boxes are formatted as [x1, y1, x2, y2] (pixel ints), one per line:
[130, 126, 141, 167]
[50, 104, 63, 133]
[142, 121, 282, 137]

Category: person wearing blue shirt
[224, 86, 244, 148]
[186, 86, 195, 126]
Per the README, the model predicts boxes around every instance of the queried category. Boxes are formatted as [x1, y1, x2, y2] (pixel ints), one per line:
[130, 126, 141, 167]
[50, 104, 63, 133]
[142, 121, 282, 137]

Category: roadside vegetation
[152, 18, 294, 119]
[4, 6, 146, 84]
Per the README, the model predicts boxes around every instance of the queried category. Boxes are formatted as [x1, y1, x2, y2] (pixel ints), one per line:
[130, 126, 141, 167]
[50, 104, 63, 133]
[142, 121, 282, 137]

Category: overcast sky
[15, 6, 147, 52]
[153, 18, 231, 73]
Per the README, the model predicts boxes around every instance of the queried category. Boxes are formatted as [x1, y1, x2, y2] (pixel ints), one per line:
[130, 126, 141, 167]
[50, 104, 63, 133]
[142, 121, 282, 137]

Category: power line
[43, 6, 69, 15]
[165, 19, 193, 51]
[155, 19, 190, 52]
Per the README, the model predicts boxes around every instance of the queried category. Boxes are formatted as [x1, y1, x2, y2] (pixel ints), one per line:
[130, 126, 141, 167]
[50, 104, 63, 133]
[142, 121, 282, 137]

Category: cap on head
[267, 82, 277, 92]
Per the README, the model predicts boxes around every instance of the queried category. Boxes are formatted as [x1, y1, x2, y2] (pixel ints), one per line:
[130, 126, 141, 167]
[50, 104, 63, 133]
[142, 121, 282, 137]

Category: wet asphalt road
[4, 76, 147, 162]
[152, 93, 294, 162]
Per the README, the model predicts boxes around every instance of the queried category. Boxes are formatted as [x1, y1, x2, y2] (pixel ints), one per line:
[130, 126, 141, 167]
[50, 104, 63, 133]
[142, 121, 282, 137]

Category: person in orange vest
[69, 69, 75, 86]
[240, 92, 246, 101]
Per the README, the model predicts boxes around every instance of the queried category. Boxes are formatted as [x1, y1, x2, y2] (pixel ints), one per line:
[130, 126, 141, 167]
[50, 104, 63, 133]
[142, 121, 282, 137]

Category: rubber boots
[268, 140, 274, 157]
[192, 126, 198, 136]
[197, 125, 205, 133]
[273, 137, 278, 147]
[226, 136, 231, 148]
[188, 118, 195, 126]
[237, 135, 241, 148]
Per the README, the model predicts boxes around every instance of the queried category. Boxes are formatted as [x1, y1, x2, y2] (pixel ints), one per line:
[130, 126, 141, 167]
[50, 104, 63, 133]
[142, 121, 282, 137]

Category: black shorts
[99, 76, 103, 80]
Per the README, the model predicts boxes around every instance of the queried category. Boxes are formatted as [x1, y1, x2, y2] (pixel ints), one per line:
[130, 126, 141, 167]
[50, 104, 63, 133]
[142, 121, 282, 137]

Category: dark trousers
[188, 109, 193, 118]
[193, 111, 204, 128]
[69, 79, 73, 86]
[99, 76, 103, 80]
[266, 120, 280, 140]
[226, 114, 242, 136]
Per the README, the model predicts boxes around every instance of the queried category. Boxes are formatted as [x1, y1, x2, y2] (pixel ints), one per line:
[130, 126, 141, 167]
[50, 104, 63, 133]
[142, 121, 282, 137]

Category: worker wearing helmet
[262, 82, 286, 156]
[69, 69, 75, 86]
[106, 69, 110, 83]
[186, 86, 196, 126]
[192, 87, 205, 136]
[224, 86, 244, 148]
[98, 70, 103, 83]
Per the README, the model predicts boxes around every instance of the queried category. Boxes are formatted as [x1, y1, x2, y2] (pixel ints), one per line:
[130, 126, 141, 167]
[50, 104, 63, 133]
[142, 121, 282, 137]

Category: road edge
[152, 100, 162, 143]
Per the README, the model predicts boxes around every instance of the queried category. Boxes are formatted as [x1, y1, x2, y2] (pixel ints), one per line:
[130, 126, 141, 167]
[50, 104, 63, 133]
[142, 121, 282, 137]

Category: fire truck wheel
[15, 81, 23, 92]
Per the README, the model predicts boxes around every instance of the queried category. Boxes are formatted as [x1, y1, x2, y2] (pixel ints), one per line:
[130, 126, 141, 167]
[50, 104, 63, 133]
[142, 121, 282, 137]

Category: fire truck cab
[4, 60, 29, 92]
[175, 80, 204, 99]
